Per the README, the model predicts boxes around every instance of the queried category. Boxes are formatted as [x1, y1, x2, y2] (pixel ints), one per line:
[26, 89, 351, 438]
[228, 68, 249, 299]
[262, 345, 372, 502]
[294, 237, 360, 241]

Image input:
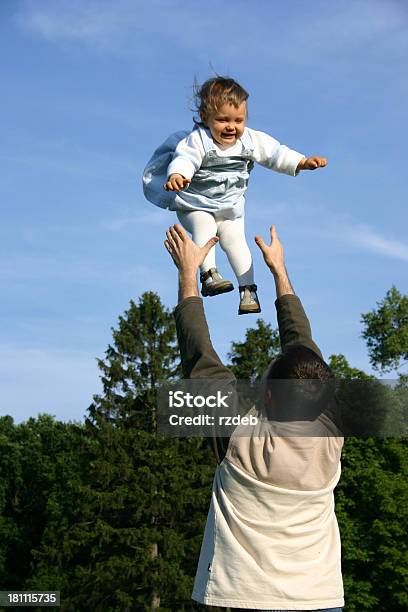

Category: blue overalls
[142, 126, 255, 220]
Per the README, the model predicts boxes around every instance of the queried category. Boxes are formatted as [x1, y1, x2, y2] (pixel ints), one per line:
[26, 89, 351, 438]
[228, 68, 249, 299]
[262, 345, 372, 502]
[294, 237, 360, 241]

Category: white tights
[176, 209, 254, 286]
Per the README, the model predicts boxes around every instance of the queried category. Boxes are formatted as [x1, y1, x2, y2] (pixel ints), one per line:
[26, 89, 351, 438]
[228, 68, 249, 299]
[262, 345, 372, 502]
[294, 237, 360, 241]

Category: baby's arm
[164, 130, 205, 192]
[248, 129, 327, 176]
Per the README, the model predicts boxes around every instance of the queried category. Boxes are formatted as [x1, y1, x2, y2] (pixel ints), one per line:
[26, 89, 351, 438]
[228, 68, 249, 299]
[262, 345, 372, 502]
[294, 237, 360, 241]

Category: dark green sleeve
[174, 297, 235, 380]
[275, 294, 323, 359]
[174, 296, 233, 464]
[276, 295, 344, 432]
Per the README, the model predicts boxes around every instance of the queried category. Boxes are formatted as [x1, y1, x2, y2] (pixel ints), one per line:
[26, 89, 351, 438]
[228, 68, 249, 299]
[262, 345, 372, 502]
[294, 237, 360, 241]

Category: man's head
[263, 345, 335, 421]
[266, 345, 333, 380]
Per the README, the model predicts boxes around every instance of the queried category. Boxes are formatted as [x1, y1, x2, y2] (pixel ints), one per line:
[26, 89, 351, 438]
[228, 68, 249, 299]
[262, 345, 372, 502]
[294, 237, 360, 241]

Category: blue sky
[1, 0, 407, 424]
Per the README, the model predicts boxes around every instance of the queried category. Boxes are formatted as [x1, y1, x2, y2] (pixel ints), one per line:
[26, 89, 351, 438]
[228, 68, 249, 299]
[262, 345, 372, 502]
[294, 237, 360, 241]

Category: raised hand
[255, 225, 294, 297]
[164, 224, 218, 272]
[254, 224, 285, 275]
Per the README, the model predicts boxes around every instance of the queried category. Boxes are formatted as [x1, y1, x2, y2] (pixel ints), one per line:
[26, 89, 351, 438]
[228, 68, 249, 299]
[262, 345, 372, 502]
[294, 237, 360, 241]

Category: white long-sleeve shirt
[167, 127, 304, 180]
[142, 126, 305, 215]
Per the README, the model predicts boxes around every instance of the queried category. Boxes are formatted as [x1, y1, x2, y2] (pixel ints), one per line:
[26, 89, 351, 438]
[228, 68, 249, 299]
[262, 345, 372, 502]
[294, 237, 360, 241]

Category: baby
[143, 76, 327, 314]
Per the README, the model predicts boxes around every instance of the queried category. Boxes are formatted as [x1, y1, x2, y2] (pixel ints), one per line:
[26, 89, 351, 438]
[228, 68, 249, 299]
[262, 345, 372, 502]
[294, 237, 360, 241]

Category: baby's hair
[193, 76, 249, 126]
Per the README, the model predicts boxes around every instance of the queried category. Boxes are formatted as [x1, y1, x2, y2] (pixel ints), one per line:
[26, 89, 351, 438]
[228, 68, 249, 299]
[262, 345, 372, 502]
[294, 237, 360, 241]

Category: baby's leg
[216, 215, 254, 286]
[176, 210, 217, 272]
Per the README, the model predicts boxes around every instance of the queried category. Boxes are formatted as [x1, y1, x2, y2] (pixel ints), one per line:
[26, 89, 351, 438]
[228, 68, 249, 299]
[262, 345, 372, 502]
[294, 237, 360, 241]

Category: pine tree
[88, 291, 181, 430]
[227, 318, 281, 381]
[30, 292, 214, 611]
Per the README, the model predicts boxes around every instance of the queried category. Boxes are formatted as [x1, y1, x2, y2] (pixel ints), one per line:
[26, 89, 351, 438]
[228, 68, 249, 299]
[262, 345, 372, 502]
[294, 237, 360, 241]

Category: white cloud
[14, 0, 203, 52]
[15, 0, 407, 69]
[15, 0, 137, 49]
[345, 224, 408, 262]
[245, 196, 408, 263]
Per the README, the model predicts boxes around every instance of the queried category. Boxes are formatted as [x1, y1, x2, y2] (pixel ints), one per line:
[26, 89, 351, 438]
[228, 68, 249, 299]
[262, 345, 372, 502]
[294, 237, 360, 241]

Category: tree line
[0, 287, 407, 611]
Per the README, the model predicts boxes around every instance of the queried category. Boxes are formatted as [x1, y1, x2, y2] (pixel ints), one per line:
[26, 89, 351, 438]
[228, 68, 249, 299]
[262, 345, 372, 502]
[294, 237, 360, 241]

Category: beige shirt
[192, 417, 344, 610]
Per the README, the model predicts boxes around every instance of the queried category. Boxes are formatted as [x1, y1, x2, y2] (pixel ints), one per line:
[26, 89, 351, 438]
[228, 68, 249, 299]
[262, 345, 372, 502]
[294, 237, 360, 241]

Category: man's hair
[264, 345, 335, 421]
[193, 76, 249, 126]
[267, 345, 334, 381]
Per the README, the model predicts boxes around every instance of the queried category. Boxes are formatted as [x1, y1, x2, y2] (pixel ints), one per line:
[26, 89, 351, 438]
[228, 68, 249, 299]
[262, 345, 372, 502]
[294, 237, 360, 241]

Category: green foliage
[329, 354, 408, 437]
[329, 353, 372, 380]
[361, 286, 408, 373]
[26, 292, 215, 611]
[89, 291, 181, 430]
[336, 437, 408, 610]
[31, 422, 213, 610]
[227, 318, 281, 381]
[0, 414, 85, 595]
[327, 320, 408, 608]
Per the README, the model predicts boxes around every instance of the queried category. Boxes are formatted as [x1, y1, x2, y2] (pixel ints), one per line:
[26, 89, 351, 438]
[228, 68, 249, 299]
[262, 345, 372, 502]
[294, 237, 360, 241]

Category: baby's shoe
[238, 284, 261, 315]
[200, 268, 234, 297]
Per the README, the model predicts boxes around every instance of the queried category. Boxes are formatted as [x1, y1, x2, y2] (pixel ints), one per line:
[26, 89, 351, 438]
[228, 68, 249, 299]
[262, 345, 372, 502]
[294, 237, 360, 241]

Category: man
[164, 223, 344, 612]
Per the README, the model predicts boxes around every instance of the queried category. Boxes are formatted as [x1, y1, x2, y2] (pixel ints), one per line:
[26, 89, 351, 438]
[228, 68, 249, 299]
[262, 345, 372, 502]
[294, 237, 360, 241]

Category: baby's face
[206, 101, 246, 147]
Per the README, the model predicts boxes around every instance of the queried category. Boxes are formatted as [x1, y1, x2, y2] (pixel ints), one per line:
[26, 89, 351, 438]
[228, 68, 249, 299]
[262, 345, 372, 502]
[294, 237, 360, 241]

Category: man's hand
[164, 224, 219, 302]
[296, 156, 327, 171]
[164, 224, 218, 272]
[255, 225, 294, 297]
[164, 173, 192, 192]
[255, 225, 285, 276]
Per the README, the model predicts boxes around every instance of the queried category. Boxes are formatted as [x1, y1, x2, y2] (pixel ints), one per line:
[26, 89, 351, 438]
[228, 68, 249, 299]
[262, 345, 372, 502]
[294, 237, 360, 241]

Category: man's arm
[177, 269, 199, 302]
[165, 225, 234, 379]
[174, 295, 233, 465]
[165, 225, 234, 463]
[174, 296, 234, 380]
[254, 226, 323, 358]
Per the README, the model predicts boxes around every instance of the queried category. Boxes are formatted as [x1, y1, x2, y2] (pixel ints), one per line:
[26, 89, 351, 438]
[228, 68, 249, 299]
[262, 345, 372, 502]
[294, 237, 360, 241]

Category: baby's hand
[297, 156, 328, 171]
[164, 173, 191, 192]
